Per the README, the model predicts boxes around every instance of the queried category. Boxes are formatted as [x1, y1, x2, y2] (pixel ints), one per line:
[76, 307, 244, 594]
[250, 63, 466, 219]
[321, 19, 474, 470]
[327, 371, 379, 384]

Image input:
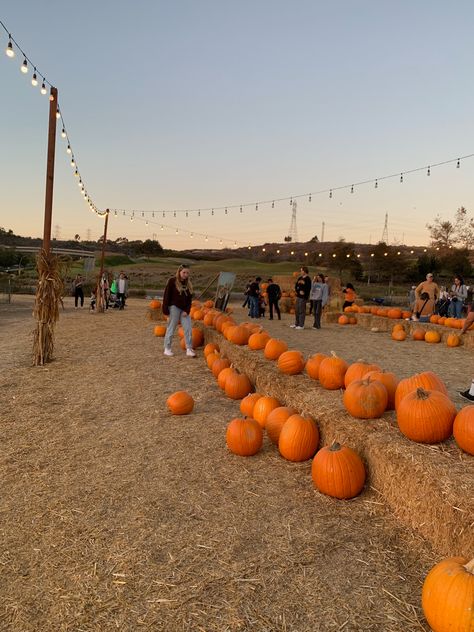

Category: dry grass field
[0, 296, 471, 631]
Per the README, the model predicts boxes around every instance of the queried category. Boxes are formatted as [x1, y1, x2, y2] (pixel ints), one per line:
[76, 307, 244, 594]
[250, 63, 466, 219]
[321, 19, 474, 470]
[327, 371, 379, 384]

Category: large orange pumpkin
[240, 393, 262, 418]
[211, 358, 231, 378]
[425, 330, 441, 344]
[228, 325, 251, 345]
[153, 325, 166, 337]
[248, 332, 271, 350]
[446, 333, 461, 348]
[319, 353, 348, 390]
[387, 308, 402, 319]
[453, 405, 474, 455]
[203, 311, 216, 326]
[311, 442, 366, 499]
[253, 396, 281, 428]
[224, 372, 253, 400]
[206, 351, 220, 369]
[166, 391, 194, 415]
[264, 338, 288, 360]
[392, 329, 407, 341]
[204, 342, 219, 357]
[265, 407, 297, 444]
[344, 361, 382, 388]
[395, 371, 448, 410]
[343, 378, 388, 419]
[305, 353, 328, 381]
[278, 415, 319, 462]
[226, 417, 263, 456]
[397, 388, 456, 443]
[422, 556, 474, 632]
[363, 370, 399, 410]
[412, 328, 426, 341]
[338, 315, 349, 325]
[180, 328, 204, 350]
[218, 367, 235, 390]
[277, 350, 305, 375]
[193, 309, 204, 321]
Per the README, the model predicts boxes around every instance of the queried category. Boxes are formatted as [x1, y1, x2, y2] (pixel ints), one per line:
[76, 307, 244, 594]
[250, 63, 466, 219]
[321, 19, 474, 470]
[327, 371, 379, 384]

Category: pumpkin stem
[464, 558, 474, 574]
[329, 441, 341, 452]
[330, 350, 338, 358]
[416, 387, 430, 400]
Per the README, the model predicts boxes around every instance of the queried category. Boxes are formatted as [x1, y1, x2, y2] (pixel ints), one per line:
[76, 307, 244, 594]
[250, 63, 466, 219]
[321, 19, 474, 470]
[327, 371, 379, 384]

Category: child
[90, 288, 97, 311]
[258, 294, 266, 318]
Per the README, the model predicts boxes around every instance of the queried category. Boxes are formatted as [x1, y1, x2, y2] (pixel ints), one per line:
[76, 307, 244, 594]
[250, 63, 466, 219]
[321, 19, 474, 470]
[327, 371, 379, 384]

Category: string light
[457, 159, 460, 168]
[374, 179, 378, 189]
[20, 58, 28, 73]
[66, 144, 72, 154]
[31, 69, 38, 86]
[400, 173, 404, 183]
[61, 128, 66, 138]
[5, 37, 14, 58]
[308, 194, 311, 202]
[272, 201, 274, 208]
[427, 166, 431, 176]
[351, 185, 354, 193]
[40, 82, 47, 95]
[329, 189, 333, 199]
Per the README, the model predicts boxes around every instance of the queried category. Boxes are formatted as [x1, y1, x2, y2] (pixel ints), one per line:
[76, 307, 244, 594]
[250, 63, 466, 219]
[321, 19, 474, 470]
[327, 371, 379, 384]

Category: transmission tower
[285, 201, 298, 242]
[381, 213, 389, 243]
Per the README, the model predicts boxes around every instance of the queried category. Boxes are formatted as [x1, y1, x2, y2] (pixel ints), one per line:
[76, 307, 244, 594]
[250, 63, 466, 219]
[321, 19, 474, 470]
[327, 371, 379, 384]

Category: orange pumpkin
[264, 338, 288, 360]
[401, 310, 412, 319]
[179, 328, 204, 350]
[278, 415, 319, 462]
[248, 332, 271, 350]
[319, 353, 348, 390]
[395, 371, 448, 410]
[305, 353, 328, 381]
[343, 378, 388, 419]
[387, 308, 402, 319]
[193, 309, 204, 321]
[203, 311, 216, 326]
[363, 370, 399, 410]
[211, 358, 231, 378]
[397, 388, 456, 443]
[218, 367, 235, 390]
[422, 556, 474, 632]
[392, 329, 407, 341]
[392, 323, 405, 332]
[228, 325, 251, 345]
[253, 396, 281, 428]
[240, 393, 262, 418]
[446, 333, 461, 347]
[344, 361, 382, 388]
[149, 299, 161, 310]
[311, 442, 366, 499]
[226, 417, 263, 456]
[429, 314, 440, 324]
[153, 325, 166, 337]
[166, 391, 194, 415]
[425, 330, 441, 344]
[206, 351, 220, 369]
[277, 350, 305, 375]
[453, 405, 474, 455]
[224, 372, 253, 400]
[412, 328, 426, 341]
[204, 342, 219, 357]
[265, 407, 297, 444]
[338, 315, 349, 325]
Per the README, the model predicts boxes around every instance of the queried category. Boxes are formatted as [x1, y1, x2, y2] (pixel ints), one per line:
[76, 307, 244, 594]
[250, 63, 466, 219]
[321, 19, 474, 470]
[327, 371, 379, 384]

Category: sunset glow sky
[1, 1, 474, 250]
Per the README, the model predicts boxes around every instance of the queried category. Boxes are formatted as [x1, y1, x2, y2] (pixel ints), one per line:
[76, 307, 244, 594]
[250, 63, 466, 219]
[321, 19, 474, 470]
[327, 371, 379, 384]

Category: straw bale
[146, 306, 164, 321]
[203, 326, 474, 557]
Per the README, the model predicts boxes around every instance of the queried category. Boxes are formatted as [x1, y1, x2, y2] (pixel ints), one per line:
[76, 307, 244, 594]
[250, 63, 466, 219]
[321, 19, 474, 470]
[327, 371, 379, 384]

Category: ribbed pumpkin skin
[277, 351, 305, 375]
[252, 396, 281, 428]
[397, 389, 456, 443]
[395, 371, 448, 410]
[264, 338, 288, 360]
[211, 358, 231, 378]
[218, 367, 235, 390]
[228, 325, 251, 345]
[153, 325, 166, 337]
[447, 334, 461, 347]
[311, 443, 366, 499]
[392, 329, 407, 341]
[166, 391, 194, 415]
[206, 352, 220, 370]
[425, 330, 441, 343]
[266, 407, 297, 444]
[240, 393, 262, 418]
[278, 415, 319, 461]
[343, 379, 388, 419]
[453, 405, 474, 455]
[306, 353, 328, 380]
[224, 373, 253, 400]
[204, 342, 219, 357]
[422, 556, 474, 632]
[363, 370, 399, 410]
[319, 355, 349, 390]
[248, 332, 271, 350]
[226, 418, 263, 456]
[412, 328, 426, 341]
[344, 362, 381, 388]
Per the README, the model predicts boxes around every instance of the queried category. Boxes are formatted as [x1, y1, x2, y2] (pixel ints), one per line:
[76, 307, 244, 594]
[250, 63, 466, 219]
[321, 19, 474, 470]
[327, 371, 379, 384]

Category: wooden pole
[97, 210, 110, 312]
[43, 87, 58, 254]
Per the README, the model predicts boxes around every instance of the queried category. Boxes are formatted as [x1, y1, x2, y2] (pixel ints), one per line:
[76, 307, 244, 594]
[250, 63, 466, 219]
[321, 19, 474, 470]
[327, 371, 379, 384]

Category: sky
[1, 0, 474, 250]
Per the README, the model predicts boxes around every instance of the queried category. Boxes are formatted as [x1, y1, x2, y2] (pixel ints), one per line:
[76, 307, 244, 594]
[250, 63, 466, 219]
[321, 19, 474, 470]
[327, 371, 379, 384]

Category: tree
[453, 207, 474, 249]
[426, 216, 456, 249]
[330, 239, 359, 281]
[74, 234, 81, 242]
[440, 248, 472, 277]
[416, 253, 441, 278]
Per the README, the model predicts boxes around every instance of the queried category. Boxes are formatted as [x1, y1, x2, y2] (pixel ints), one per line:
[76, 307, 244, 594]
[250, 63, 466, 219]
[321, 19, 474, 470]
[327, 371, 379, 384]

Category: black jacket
[295, 275, 311, 300]
[267, 283, 281, 301]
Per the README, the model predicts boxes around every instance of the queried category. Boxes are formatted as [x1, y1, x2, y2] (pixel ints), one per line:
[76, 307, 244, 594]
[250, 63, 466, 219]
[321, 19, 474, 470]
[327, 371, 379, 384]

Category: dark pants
[242, 295, 249, 308]
[74, 288, 84, 307]
[249, 295, 259, 318]
[118, 292, 126, 309]
[295, 298, 307, 327]
[269, 299, 281, 320]
[342, 301, 354, 310]
[312, 300, 322, 328]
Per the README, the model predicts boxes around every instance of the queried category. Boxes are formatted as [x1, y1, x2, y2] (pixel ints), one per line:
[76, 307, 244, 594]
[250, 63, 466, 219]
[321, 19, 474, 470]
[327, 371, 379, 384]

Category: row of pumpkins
[163, 308, 474, 632]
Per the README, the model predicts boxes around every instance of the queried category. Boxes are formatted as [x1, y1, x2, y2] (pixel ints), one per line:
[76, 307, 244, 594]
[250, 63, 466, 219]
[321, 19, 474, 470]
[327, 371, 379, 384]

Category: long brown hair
[175, 264, 193, 294]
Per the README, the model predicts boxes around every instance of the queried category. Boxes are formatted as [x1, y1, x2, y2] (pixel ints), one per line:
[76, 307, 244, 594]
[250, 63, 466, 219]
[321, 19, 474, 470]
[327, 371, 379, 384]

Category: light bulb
[66, 145, 71, 154]
[78, 179, 82, 186]
[160, 225, 163, 230]
[61, 128, 66, 138]
[276, 249, 280, 254]
[31, 71, 38, 86]
[6, 39, 15, 58]
[114, 211, 117, 217]
[74, 170, 79, 177]
[21, 58, 28, 73]
[56, 110, 60, 119]
[71, 158, 75, 167]
[190, 233, 194, 238]
[175, 229, 178, 234]
[145, 221, 148, 226]
[40, 82, 47, 95]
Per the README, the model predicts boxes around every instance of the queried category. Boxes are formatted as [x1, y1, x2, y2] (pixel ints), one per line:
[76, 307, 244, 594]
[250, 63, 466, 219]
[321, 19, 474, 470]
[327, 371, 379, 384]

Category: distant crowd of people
[408, 273, 469, 322]
[72, 271, 129, 311]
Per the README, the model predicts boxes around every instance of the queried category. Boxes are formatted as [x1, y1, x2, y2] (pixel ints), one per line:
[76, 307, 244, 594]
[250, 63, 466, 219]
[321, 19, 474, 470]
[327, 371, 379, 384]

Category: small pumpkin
[203, 311, 216, 326]
[397, 388, 456, 443]
[193, 309, 204, 321]
[363, 369, 399, 410]
[311, 441, 366, 499]
[211, 358, 231, 378]
[218, 367, 236, 390]
[206, 351, 220, 370]
[224, 372, 253, 400]
[228, 325, 251, 345]
[446, 333, 461, 348]
[453, 405, 474, 455]
[240, 393, 262, 418]
[248, 332, 271, 350]
[278, 414, 319, 462]
[344, 361, 382, 388]
[277, 350, 305, 375]
[392, 329, 407, 341]
[149, 299, 161, 310]
[204, 342, 219, 357]
[252, 396, 281, 428]
[305, 353, 328, 381]
[319, 352, 348, 390]
[421, 556, 474, 632]
[264, 338, 288, 360]
[343, 378, 388, 419]
[425, 330, 441, 344]
[226, 417, 263, 456]
[412, 328, 426, 341]
[153, 325, 166, 337]
[338, 315, 349, 325]
[387, 308, 402, 319]
[395, 371, 448, 410]
[265, 406, 297, 444]
[166, 391, 194, 415]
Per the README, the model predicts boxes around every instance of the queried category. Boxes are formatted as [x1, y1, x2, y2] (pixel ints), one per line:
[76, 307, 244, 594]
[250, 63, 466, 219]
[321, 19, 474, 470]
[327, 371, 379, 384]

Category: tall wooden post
[97, 210, 110, 312]
[33, 86, 63, 365]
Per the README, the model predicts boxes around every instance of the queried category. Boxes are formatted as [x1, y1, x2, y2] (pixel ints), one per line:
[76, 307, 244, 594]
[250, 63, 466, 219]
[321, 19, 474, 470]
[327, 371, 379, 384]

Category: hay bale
[146, 307, 164, 321]
[201, 325, 474, 557]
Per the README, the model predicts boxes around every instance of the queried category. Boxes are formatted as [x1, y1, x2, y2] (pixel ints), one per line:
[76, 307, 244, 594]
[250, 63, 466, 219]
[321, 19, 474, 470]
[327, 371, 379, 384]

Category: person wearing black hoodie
[291, 266, 311, 329]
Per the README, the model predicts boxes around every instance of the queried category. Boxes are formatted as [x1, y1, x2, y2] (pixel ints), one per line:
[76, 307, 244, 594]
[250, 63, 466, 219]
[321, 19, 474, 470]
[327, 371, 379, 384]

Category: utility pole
[321, 221, 325, 243]
[97, 210, 110, 313]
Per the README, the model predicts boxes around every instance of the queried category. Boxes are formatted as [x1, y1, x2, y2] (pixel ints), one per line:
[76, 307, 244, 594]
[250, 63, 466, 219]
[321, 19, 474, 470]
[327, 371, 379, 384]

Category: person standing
[449, 275, 468, 319]
[242, 278, 252, 310]
[117, 272, 127, 310]
[310, 273, 329, 329]
[415, 273, 439, 306]
[291, 267, 311, 329]
[248, 276, 261, 319]
[162, 264, 196, 357]
[266, 278, 281, 320]
[73, 274, 84, 308]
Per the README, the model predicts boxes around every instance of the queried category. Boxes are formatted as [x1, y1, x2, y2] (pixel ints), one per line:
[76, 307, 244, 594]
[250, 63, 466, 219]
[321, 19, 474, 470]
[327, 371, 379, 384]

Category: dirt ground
[0, 296, 462, 631]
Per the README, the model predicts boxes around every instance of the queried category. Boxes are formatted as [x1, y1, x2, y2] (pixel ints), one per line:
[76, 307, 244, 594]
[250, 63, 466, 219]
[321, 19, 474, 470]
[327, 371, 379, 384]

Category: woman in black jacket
[162, 264, 195, 357]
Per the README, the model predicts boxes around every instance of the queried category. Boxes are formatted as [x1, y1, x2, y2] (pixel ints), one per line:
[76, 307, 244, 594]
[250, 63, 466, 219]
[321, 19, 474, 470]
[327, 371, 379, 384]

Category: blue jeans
[164, 305, 192, 350]
[249, 295, 259, 318]
[449, 300, 463, 318]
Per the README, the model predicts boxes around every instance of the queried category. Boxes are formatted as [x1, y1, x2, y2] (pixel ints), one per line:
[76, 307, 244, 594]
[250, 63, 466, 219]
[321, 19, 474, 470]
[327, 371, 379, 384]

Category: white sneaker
[164, 348, 174, 356]
[186, 349, 196, 357]
[295, 326, 304, 330]
[289, 324, 296, 328]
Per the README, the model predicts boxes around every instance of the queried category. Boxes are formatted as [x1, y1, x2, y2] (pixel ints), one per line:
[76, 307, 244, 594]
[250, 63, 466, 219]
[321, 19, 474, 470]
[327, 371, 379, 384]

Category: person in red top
[162, 264, 195, 357]
[342, 283, 357, 310]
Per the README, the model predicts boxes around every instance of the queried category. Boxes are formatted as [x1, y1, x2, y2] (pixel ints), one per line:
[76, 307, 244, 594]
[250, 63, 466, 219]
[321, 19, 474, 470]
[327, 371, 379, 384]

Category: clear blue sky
[1, 0, 474, 249]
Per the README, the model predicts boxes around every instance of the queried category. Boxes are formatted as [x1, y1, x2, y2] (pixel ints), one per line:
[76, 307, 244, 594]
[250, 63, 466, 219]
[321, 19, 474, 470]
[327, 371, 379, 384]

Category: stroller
[108, 292, 121, 309]
[435, 297, 450, 317]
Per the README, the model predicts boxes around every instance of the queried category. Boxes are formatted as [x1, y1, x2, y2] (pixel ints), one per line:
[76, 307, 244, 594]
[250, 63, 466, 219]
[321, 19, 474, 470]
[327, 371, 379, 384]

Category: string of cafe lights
[1, 20, 105, 218]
